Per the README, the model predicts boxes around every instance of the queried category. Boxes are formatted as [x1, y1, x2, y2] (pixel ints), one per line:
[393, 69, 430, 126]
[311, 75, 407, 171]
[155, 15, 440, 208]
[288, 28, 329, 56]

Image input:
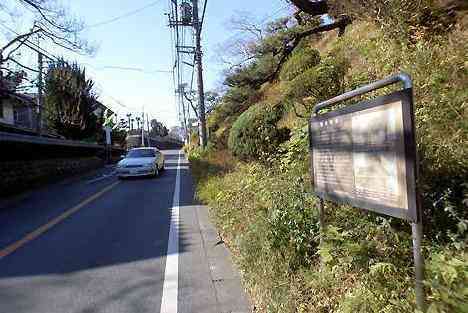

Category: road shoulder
[180, 204, 251, 313]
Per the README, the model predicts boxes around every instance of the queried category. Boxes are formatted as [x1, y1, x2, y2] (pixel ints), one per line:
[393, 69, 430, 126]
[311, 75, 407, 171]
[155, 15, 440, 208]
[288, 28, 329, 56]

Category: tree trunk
[290, 0, 329, 16]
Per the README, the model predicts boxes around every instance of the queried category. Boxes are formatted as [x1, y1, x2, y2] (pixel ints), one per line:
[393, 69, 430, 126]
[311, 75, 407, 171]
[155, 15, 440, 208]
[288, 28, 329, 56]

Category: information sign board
[310, 89, 418, 221]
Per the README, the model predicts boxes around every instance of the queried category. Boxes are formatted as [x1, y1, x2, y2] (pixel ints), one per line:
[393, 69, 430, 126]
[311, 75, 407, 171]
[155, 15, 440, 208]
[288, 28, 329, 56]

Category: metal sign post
[104, 126, 112, 164]
[309, 73, 426, 312]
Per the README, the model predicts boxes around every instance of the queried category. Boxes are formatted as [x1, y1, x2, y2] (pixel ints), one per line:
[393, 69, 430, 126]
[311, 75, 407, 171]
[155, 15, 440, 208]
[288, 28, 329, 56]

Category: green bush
[425, 250, 468, 313]
[285, 53, 349, 117]
[224, 55, 278, 88]
[207, 86, 260, 149]
[228, 102, 290, 159]
[280, 45, 321, 82]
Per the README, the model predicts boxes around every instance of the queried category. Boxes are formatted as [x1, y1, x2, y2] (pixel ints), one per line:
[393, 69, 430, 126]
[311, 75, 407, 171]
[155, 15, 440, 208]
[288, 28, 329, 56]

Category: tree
[0, 0, 94, 75]
[149, 119, 168, 137]
[168, 126, 185, 141]
[0, 70, 26, 96]
[219, 11, 351, 90]
[183, 90, 221, 119]
[111, 124, 128, 148]
[44, 59, 100, 140]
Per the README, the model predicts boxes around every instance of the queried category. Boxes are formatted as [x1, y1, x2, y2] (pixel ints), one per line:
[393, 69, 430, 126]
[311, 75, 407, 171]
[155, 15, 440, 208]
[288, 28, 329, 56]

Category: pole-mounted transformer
[180, 1, 193, 26]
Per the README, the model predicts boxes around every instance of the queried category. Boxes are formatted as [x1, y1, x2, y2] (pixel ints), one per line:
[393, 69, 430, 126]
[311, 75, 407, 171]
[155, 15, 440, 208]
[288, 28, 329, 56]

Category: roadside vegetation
[188, 1, 467, 312]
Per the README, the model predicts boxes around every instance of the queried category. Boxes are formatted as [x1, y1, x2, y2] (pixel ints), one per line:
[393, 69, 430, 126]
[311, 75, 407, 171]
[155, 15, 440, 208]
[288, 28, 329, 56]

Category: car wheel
[153, 166, 159, 178]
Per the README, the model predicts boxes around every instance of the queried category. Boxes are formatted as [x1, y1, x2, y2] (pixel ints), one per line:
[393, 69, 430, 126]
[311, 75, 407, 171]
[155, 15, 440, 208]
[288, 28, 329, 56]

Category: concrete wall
[0, 157, 104, 197]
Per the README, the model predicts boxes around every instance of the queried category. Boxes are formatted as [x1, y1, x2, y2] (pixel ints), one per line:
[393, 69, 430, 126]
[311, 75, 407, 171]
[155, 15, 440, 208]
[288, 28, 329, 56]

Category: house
[0, 91, 37, 130]
[93, 100, 114, 120]
[0, 85, 114, 134]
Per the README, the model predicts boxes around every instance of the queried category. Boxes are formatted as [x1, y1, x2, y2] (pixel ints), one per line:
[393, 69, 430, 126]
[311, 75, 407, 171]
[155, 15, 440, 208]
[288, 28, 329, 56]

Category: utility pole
[192, 0, 207, 147]
[179, 84, 189, 143]
[141, 112, 145, 147]
[36, 52, 43, 135]
[146, 114, 151, 146]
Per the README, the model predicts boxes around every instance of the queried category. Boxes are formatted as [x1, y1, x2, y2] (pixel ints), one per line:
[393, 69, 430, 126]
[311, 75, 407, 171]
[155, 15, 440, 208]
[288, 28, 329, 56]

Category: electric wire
[84, 0, 163, 29]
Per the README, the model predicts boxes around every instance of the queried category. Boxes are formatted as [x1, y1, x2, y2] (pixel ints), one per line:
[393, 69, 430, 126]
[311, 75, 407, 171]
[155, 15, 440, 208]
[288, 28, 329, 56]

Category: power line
[83, 64, 172, 74]
[84, 0, 163, 29]
[0, 22, 59, 61]
[200, 0, 208, 31]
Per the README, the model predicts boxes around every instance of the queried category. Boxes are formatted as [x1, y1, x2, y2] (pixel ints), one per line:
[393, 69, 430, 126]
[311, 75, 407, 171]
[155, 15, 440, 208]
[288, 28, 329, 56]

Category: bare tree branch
[1, 0, 94, 74]
[228, 12, 264, 40]
[1, 27, 41, 52]
[19, 0, 81, 33]
[8, 57, 39, 73]
[184, 92, 199, 119]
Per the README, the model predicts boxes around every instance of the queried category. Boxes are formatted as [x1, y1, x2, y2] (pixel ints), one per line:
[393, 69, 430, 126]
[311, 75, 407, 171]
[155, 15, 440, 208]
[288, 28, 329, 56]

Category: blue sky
[55, 0, 291, 127]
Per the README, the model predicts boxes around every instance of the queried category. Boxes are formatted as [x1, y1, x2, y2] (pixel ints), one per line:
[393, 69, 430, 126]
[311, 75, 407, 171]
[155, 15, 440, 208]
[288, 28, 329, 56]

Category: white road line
[164, 166, 189, 170]
[86, 170, 117, 184]
[160, 151, 181, 313]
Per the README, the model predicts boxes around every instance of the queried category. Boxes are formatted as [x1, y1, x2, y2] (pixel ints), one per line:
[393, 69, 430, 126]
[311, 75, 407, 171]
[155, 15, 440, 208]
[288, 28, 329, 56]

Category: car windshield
[126, 149, 156, 158]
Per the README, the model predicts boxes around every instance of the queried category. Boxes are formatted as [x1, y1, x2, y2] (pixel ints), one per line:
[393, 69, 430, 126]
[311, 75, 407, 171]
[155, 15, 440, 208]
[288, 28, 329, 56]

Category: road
[0, 150, 249, 313]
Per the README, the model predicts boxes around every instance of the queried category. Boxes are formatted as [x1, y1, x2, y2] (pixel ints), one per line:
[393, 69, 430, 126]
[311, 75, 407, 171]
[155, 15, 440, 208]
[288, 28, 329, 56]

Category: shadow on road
[0, 150, 193, 279]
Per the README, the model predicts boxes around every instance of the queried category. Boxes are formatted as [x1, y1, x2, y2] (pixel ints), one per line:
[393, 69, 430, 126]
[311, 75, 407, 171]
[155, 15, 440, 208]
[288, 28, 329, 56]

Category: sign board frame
[308, 73, 426, 312]
[309, 89, 419, 222]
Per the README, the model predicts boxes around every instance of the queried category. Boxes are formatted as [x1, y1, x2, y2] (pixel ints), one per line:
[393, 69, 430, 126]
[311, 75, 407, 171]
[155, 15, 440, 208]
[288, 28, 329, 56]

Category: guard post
[308, 73, 426, 312]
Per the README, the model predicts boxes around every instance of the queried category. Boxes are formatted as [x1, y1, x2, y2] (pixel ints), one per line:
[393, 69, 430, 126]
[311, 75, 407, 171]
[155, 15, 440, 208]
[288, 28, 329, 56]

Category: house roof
[0, 90, 36, 107]
[93, 100, 114, 116]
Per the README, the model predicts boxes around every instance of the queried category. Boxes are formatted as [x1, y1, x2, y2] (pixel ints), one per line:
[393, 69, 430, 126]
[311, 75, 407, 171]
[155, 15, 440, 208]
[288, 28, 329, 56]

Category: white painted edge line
[86, 170, 117, 184]
[160, 150, 181, 313]
[164, 166, 189, 170]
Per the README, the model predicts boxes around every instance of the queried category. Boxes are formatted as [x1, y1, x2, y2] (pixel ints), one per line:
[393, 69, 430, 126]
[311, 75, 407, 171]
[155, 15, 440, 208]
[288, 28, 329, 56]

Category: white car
[117, 147, 165, 179]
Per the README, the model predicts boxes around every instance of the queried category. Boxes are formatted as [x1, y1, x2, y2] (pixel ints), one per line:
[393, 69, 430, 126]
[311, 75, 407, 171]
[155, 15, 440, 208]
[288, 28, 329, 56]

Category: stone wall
[0, 157, 104, 197]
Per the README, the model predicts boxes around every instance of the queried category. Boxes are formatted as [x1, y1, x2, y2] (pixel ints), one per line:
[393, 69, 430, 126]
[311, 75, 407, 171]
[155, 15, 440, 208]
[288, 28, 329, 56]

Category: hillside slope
[189, 3, 467, 312]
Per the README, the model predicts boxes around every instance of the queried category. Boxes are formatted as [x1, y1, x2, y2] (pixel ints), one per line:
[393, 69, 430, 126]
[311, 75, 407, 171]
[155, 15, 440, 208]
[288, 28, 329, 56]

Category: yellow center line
[0, 180, 121, 260]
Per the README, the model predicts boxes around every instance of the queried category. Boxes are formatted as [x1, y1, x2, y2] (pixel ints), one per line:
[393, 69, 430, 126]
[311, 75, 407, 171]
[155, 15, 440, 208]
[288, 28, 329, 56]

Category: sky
[20, 0, 292, 127]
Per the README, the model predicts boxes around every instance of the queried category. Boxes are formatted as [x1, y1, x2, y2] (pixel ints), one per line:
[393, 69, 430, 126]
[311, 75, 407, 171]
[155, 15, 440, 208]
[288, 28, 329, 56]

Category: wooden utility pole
[141, 112, 146, 147]
[146, 113, 151, 146]
[36, 52, 43, 135]
[192, 0, 207, 147]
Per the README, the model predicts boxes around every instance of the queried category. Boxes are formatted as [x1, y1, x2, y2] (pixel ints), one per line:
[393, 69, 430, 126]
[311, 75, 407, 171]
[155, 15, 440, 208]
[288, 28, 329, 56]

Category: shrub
[207, 86, 260, 149]
[280, 45, 321, 82]
[331, 21, 468, 243]
[228, 102, 290, 159]
[425, 249, 468, 313]
[224, 55, 279, 88]
[285, 53, 349, 117]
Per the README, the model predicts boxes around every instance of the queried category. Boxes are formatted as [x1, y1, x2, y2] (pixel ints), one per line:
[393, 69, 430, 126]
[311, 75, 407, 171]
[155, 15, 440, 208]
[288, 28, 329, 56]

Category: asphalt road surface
[0, 150, 249, 313]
